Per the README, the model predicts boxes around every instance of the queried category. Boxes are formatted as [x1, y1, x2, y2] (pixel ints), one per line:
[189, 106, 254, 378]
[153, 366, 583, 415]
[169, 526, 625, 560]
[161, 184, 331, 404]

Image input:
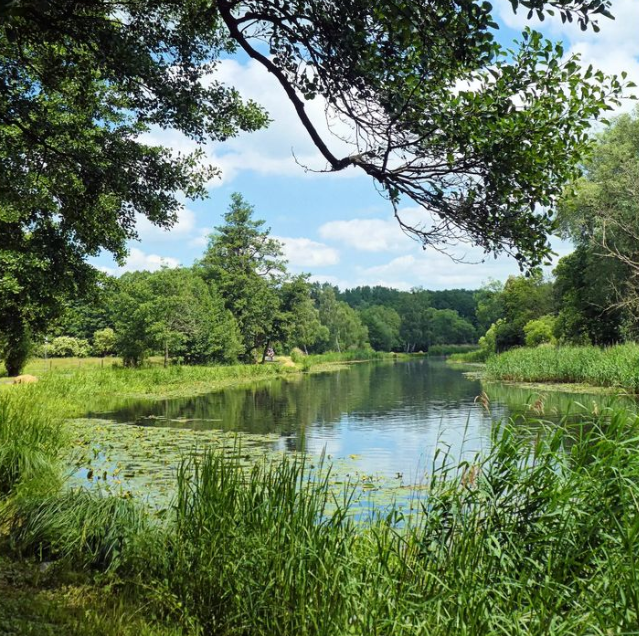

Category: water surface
[87, 359, 627, 484]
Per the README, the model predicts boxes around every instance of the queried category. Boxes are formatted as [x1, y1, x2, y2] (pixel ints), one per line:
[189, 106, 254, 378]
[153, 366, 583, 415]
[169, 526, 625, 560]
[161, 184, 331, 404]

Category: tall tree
[316, 285, 369, 352]
[114, 268, 240, 366]
[360, 306, 402, 352]
[558, 108, 639, 326]
[199, 194, 287, 362]
[0, 0, 267, 373]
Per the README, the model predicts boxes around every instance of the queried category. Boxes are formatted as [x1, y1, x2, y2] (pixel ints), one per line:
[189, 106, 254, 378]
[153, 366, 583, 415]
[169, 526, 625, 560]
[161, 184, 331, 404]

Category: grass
[0, 391, 66, 499]
[427, 344, 480, 357]
[8, 351, 639, 633]
[486, 343, 639, 392]
[6, 381, 639, 634]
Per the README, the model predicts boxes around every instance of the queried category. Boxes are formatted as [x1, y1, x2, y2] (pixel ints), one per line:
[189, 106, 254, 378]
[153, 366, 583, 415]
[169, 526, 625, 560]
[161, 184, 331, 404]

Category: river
[84, 358, 627, 491]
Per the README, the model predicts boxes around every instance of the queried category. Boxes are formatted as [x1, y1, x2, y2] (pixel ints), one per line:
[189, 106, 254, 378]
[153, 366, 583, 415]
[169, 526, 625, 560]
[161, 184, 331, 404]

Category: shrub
[92, 328, 117, 357]
[50, 336, 91, 358]
[524, 315, 557, 347]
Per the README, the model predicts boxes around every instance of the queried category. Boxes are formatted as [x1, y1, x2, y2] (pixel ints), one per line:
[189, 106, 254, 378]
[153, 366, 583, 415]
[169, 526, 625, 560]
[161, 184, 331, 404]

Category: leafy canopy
[217, 0, 629, 267]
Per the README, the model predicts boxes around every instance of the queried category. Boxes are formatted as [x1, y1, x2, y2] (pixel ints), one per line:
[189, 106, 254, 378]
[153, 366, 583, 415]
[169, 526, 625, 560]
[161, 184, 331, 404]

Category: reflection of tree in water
[90, 360, 490, 440]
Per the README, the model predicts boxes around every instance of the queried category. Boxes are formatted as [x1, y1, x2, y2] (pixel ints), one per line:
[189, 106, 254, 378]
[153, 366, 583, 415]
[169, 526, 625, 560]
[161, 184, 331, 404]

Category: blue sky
[92, 0, 639, 291]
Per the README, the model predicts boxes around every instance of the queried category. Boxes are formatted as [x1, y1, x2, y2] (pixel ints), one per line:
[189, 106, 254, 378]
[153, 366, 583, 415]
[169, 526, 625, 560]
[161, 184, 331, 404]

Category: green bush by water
[486, 343, 639, 391]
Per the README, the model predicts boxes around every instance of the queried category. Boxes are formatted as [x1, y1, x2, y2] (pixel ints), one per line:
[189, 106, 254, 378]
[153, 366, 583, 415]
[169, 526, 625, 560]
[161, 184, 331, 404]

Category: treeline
[460, 109, 639, 363]
[25, 194, 481, 369]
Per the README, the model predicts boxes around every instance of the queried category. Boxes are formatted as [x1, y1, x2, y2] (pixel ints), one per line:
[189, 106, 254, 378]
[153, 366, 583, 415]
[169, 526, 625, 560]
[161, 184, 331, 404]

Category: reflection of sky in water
[86, 359, 633, 484]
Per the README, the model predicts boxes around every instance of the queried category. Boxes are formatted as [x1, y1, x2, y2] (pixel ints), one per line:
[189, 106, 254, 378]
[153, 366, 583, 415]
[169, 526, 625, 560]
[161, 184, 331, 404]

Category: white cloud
[188, 227, 212, 249]
[318, 207, 436, 253]
[98, 248, 181, 276]
[135, 207, 197, 242]
[274, 236, 340, 268]
[319, 218, 413, 253]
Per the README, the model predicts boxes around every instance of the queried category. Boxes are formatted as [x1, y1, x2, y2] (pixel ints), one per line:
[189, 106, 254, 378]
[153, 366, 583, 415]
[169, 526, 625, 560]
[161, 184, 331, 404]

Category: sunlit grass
[6, 394, 639, 633]
[486, 343, 639, 392]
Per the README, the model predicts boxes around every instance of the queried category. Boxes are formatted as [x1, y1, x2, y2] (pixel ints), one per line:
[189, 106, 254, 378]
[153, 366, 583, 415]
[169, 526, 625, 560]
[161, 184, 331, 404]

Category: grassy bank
[486, 343, 639, 392]
[0, 350, 396, 417]
[5, 386, 639, 633]
[427, 344, 480, 357]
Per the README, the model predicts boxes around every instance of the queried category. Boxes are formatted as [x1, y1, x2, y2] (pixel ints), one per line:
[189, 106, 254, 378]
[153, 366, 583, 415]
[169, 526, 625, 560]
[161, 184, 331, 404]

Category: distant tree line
[10, 194, 484, 370]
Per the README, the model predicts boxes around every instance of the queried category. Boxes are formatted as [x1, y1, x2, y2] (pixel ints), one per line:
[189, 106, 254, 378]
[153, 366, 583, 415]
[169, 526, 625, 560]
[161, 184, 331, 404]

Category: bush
[290, 347, 308, 364]
[92, 327, 117, 357]
[49, 336, 91, 358]
[524, 315, 557, 347]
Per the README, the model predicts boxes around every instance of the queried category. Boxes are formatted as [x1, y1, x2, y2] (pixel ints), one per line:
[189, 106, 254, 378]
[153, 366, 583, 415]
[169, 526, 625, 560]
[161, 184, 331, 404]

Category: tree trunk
[261, 339, 271, 364]
[164, 339, 169, 368]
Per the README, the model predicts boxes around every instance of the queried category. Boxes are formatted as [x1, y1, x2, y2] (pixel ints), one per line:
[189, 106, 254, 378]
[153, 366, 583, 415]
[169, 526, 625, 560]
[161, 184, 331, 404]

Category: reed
[6, 371, 639, 634]
[0, 390, 65, 498]
[486, 343, 639, 391]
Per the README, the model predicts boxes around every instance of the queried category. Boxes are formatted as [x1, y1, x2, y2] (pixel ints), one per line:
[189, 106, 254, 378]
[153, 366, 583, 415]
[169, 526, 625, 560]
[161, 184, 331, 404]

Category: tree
[316, 286, 369, 352]
[398, 291, 431, 352]
[217, 0, 626, 267]
[360, 306, 402, 352]
[199, 194, 287, 362]
[553, 247, 628, 345]
[1, 0, 630, 371]
[426, 308, 476, 345]
[0, 0, 267, 373]
[114, 268, 241, 366]
[474, 280, 506, 335]
[558, 108, 639, 329]
[493, 272, 554, 351]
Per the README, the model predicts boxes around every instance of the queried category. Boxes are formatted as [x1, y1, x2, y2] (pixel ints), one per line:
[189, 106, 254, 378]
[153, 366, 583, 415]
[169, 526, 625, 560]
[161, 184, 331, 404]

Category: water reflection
[86, 359, 635, 482]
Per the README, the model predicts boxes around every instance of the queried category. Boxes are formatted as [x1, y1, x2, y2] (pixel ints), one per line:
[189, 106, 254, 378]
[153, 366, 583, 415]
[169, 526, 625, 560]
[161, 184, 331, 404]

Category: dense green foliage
[0, 0, 630, 374]
[0, 0, 268, 373]
[555, 107, 639, 344]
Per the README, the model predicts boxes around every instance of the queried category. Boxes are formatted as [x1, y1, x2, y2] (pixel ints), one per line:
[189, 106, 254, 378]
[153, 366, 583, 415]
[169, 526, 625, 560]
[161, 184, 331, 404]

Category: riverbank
[5, 383, 639, 633]
[484, 343, 639, 393]
[0, 350, 402, 417]
[6, 354, 639, 633]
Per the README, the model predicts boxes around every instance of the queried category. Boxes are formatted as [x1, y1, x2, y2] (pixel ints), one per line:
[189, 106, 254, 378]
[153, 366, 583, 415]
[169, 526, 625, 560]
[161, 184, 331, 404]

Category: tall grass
[0, 390, 65, 498]
[8, 409, 639, 634]
[428, 344, 480, 357]
[486, 343, 639, 391]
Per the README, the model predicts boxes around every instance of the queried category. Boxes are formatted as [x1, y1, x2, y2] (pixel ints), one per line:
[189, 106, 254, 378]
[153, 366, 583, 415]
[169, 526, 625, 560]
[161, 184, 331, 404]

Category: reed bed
[486, 343, 639, 391]
[5, 393, 639, 634]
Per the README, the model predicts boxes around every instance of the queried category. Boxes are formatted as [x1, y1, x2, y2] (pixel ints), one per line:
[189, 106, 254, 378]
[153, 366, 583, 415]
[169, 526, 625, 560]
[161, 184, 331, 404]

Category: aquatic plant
[486, 343, 639, 391]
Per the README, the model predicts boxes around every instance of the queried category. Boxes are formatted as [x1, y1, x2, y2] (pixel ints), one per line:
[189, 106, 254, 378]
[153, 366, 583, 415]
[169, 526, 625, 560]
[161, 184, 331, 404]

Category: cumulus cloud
[319, 218, 413, 253]
[97, 248, 181, 276]
[274, 236, 340, 268]
[318, 207, 435, 253]
[135, 207, 197, 242]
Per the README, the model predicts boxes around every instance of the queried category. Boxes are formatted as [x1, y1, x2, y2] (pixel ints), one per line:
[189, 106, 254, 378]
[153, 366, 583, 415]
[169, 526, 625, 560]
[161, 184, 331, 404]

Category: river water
[87, 358, 626, 486]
